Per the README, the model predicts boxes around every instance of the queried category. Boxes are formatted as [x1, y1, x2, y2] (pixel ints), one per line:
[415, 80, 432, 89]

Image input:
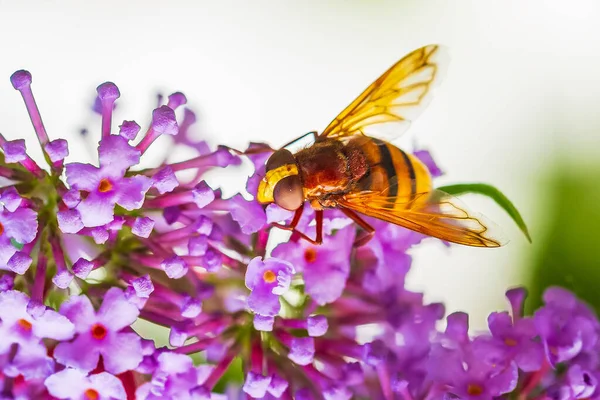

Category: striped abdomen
[348, 136, 432, 208]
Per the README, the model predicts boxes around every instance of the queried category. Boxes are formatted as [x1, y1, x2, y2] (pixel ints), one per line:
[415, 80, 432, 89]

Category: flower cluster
[0, 70, 599, 400]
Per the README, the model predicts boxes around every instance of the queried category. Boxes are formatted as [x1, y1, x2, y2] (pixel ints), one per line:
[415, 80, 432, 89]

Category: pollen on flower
[504, 337, 518, 347]
[0, 222, 4, 236]
[17, 318, 32, 331]
[263, 270, 276, 283]
[97, 178, 113, 193]
[90, 323, 107, 340]
[84, 388, 100, 400]
[467, 383, 484, 396]
[304, 248, 317, 263]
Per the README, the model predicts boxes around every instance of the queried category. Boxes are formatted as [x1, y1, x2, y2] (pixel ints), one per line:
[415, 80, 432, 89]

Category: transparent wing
[320, 44, 448, 142]
[338, 188, 506, 248]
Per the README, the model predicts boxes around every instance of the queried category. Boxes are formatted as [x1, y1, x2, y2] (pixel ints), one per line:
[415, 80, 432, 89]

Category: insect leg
[272, 207, 324, 245]
[341, 208, 375, 247]
[314, 210, 323, 244]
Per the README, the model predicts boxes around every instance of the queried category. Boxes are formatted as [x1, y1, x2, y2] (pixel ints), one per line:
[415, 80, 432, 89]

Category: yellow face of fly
[257, 164, 299, 204]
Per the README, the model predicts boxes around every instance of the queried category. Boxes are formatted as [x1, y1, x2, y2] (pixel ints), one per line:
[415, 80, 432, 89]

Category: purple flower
[534, 286, 599, 366]
[1, 341, 54, 380]
[64, 135, 152, 228]
[45, 369, 126, 400]
[272, 225, 354, 305]
[245, 256, 294, 319]
[135, 352, 213, 399]
[54, 288, 143, 374]
[6, 66, 600, 400]
[483, 311, 544, 371]
[428, 312, 519, 399]
[0, 200, 37, 273]
[0, 290, 74, 352]
[227, 194, 267, 234]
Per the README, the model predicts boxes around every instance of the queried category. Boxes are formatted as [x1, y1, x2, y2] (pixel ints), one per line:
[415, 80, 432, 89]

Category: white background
[1, 0, 599, 329]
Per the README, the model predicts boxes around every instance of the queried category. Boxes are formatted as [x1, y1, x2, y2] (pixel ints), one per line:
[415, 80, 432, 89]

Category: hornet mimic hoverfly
[248, 44, 504, 248]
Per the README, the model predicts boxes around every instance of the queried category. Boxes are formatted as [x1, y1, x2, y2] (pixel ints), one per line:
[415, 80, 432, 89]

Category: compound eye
[266, 149, 295, 172]
[273, 176, 303, 211]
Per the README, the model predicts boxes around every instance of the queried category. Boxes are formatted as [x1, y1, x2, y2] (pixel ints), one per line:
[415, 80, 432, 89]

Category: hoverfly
[251, 44, 504, 248]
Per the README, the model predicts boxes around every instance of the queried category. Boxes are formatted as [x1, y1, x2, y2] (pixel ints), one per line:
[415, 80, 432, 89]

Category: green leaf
[437, 183, 532, 243]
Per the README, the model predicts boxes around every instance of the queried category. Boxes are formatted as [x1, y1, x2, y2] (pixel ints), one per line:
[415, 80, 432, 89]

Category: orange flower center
[90, 323, 107, 340]
[84, 388, 99, 400]
[0, 222, 4, 236]
[304, 248, 317, 263]
[17, 318, 32, 331]
[467, 384, 484, 396]
[97, 178, 113, 193]
[504, 337, 518, 347]
[263, 270, 276, 283]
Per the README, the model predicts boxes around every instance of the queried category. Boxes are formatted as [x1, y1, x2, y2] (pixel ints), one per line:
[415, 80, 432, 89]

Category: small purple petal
[97, 82, 120, 102]
[243, 372, 271, 398]
[59, 295, 96, 332]
[266, 203, 294, 224]
[62, 189, 81, 208]
[188, 235, 209, 256]
[506, 287, 527, 319]
[3, 206, 38, 243]
[7, 251, 32, 274]
[32, 307, 75, 341]
[181, 296, 202, 318]
[10, 70, 32, 90]
[89, 227, 110, 244]
[161, 255, 188, 279]
[2, 139, 27, 163]
[44, 368, 88, 399]
[132, 216, 155, 238]
[72, 258, 94, 279]
[254, 315, 275, 331]
[26, 299, 46, 318]
[0, 187, 23, 212]
[323, 385, 352, 400]
[58, 210, 84, 233]
[98, 135, 141, 173]
[0, 274, 14, 291]
[267, 373, 289, 397]
[89, 372, 128, 399]
[288, 337, 315, 366]
[132, 275, 154, 298]
[52, 269, 74, 289]
[119, 120, 141, 141]
[153, 166, 179, 194]
[307, 315, 328, 337]
[167, 92, 187, 109]
[192, 181, 215, 208]
[77, 193, 115, 227]
[169, 325, 188, 347]
[65, 162, 100, 191]
[229, 194, 266, 234]
[54, 335, 101, 372]
[98, 287, 140, 331]
[44, 139, 69, 162]
[102, 332, 143, 374]
[116, 175, 152, 211]
[151, 106, 179, 136]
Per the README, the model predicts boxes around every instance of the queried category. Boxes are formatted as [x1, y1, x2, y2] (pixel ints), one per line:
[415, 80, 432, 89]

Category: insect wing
[320, 44, 448, 142]
[338, 188, 506, 248]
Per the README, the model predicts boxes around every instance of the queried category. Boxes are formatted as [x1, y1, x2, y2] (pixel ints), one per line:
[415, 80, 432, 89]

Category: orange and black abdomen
[348, 136, 432, 207]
